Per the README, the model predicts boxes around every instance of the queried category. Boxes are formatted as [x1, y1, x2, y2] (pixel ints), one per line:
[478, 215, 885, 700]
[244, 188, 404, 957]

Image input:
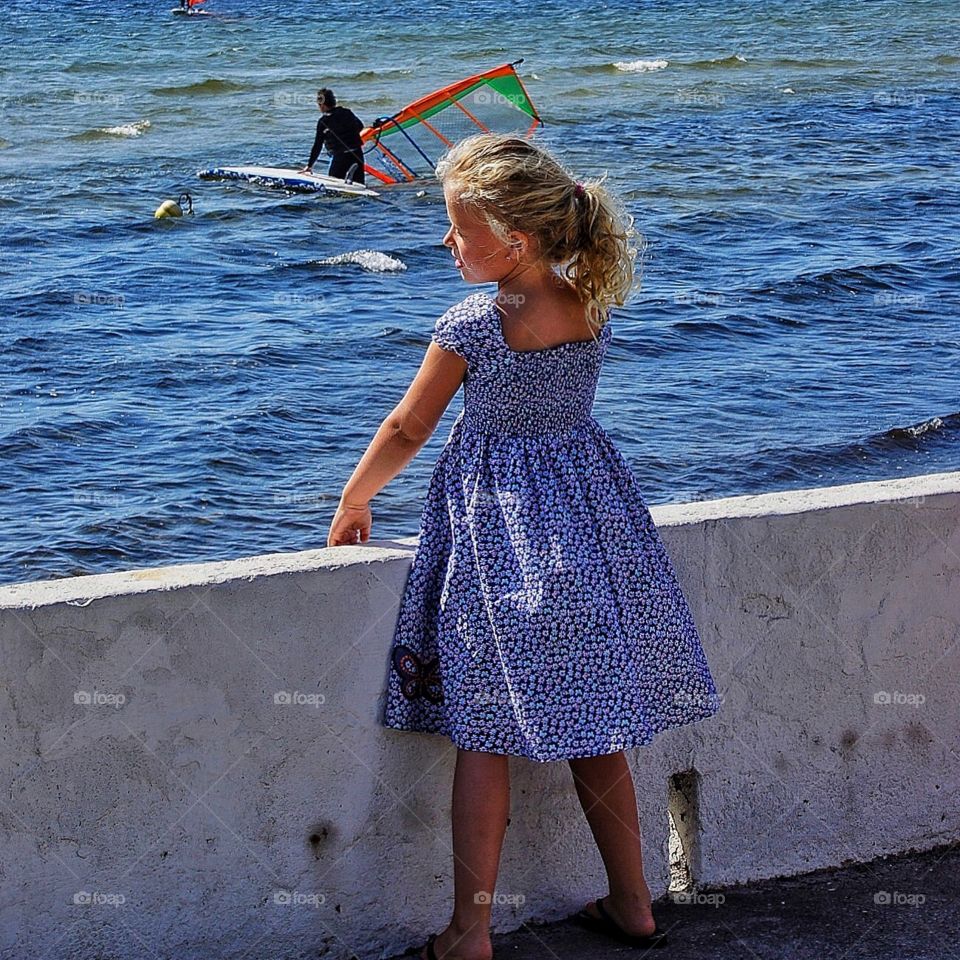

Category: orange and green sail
[360, 60, 543, 186]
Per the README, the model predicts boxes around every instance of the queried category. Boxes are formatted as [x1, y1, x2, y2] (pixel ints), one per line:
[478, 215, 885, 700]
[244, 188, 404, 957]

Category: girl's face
[442, 184, 518, 284]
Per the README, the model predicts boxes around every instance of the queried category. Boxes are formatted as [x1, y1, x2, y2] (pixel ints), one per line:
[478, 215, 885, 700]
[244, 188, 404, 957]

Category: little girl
[328, 133, 720, 960]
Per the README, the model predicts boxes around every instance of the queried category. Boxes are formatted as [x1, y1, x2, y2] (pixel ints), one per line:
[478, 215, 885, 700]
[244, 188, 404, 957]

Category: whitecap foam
[614, 58, 669, 73]
[907, 417, 944, 437]
[97, 120, 151, 137]
[314, 250, 407, 273]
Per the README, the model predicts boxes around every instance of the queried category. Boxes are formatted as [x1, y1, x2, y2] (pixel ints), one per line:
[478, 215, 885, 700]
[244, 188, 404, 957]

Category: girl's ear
[506, 229, 530, 257]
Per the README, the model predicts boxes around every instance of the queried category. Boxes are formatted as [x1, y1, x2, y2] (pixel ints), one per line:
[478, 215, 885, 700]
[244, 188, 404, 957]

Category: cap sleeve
[430, 294, 487, 364]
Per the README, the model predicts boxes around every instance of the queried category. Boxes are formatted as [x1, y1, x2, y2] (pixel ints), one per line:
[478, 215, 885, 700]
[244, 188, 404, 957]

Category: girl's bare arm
[327, 343, 466, 545]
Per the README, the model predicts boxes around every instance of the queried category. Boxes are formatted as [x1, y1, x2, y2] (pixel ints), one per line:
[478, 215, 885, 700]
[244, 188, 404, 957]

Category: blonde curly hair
[435, 132, 642, 328]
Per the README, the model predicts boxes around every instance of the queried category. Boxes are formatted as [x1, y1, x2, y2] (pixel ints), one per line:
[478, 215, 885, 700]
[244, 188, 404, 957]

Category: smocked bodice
[431, 292, 612, 437]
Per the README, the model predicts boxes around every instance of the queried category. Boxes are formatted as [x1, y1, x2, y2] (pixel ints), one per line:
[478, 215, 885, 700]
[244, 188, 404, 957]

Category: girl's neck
[495, 262, 570, 312]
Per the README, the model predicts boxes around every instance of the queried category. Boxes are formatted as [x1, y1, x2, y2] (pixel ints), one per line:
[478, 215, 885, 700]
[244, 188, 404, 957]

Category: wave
[833, 412, 960, 462]
[348, 67, 414, 81]
[686, 53, 749, 69]
[235, 344, 309, 368]
[353, 94, 396, 108]
[310, 250, 407, 273]
[734, 412, 960, 489]
[64, 60, 118, 74]
[271, 66, 414, 83]
[666, 307, 808, 341]
[765, 57, 859, 68]
[745, 260, 935, 299]
[8, 288, 124, 308]
[882, 415, 957, 444]
[552, 85, 598, 101]
[596, 53, 748, 76]
[0, 417, 122, 455]
[614, 59, 669, 74]
[8, 334, 46, 351]
[72, 120, 151, 140]
[150, 78, 245, 96]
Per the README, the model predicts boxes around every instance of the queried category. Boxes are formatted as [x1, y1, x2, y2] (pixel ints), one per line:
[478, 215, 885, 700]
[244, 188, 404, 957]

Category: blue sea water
[0, 0, 958, 587]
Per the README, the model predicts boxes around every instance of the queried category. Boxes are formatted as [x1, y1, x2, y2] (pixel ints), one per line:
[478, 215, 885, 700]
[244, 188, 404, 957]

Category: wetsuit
[308, 106, 366, 184]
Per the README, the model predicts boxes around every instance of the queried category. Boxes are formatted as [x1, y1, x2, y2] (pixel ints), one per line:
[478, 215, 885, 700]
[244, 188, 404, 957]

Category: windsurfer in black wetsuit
[298, 88, 366, 185]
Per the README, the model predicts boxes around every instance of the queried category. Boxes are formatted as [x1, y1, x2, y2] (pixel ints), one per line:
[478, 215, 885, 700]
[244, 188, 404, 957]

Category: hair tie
[574, 182, 585, 198]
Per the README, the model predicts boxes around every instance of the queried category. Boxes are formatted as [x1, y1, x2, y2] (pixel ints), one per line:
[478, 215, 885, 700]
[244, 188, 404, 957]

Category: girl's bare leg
[422, 747, 510, 960]
[567, 750, 659, 937]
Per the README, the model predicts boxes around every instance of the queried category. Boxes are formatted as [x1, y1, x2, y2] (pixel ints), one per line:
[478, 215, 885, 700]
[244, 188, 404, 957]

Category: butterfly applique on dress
[392, 644, 444, 705]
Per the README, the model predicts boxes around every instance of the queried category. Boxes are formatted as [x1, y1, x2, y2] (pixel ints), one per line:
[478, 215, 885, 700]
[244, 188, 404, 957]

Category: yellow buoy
[154, 199, 183, 219]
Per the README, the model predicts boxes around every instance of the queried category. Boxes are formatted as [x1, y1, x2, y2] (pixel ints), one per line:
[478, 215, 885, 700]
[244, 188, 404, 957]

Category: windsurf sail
[360, 60, 543, 186]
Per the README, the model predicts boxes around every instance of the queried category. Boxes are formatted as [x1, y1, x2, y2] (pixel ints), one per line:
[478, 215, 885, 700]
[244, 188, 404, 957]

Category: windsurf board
[197, 165, 379, 197]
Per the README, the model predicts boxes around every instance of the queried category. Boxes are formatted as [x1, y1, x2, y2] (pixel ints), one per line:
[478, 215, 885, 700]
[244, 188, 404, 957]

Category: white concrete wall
[2, 470, 958, 960]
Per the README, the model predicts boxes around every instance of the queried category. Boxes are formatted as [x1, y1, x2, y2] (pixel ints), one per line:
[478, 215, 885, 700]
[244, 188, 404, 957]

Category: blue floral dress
[381, 291, 720, 762]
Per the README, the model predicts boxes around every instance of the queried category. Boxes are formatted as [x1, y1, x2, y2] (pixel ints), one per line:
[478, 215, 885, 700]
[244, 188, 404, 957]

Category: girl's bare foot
[419, 921, 493, 960]
[580, 893, 659, 938]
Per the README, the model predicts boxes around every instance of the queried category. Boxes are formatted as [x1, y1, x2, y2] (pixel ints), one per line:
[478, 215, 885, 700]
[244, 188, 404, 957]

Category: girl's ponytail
[563, 177, 639, 327]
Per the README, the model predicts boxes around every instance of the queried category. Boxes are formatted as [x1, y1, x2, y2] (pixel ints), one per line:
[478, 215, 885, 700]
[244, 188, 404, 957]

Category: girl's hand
[327, 500, 372, 547]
